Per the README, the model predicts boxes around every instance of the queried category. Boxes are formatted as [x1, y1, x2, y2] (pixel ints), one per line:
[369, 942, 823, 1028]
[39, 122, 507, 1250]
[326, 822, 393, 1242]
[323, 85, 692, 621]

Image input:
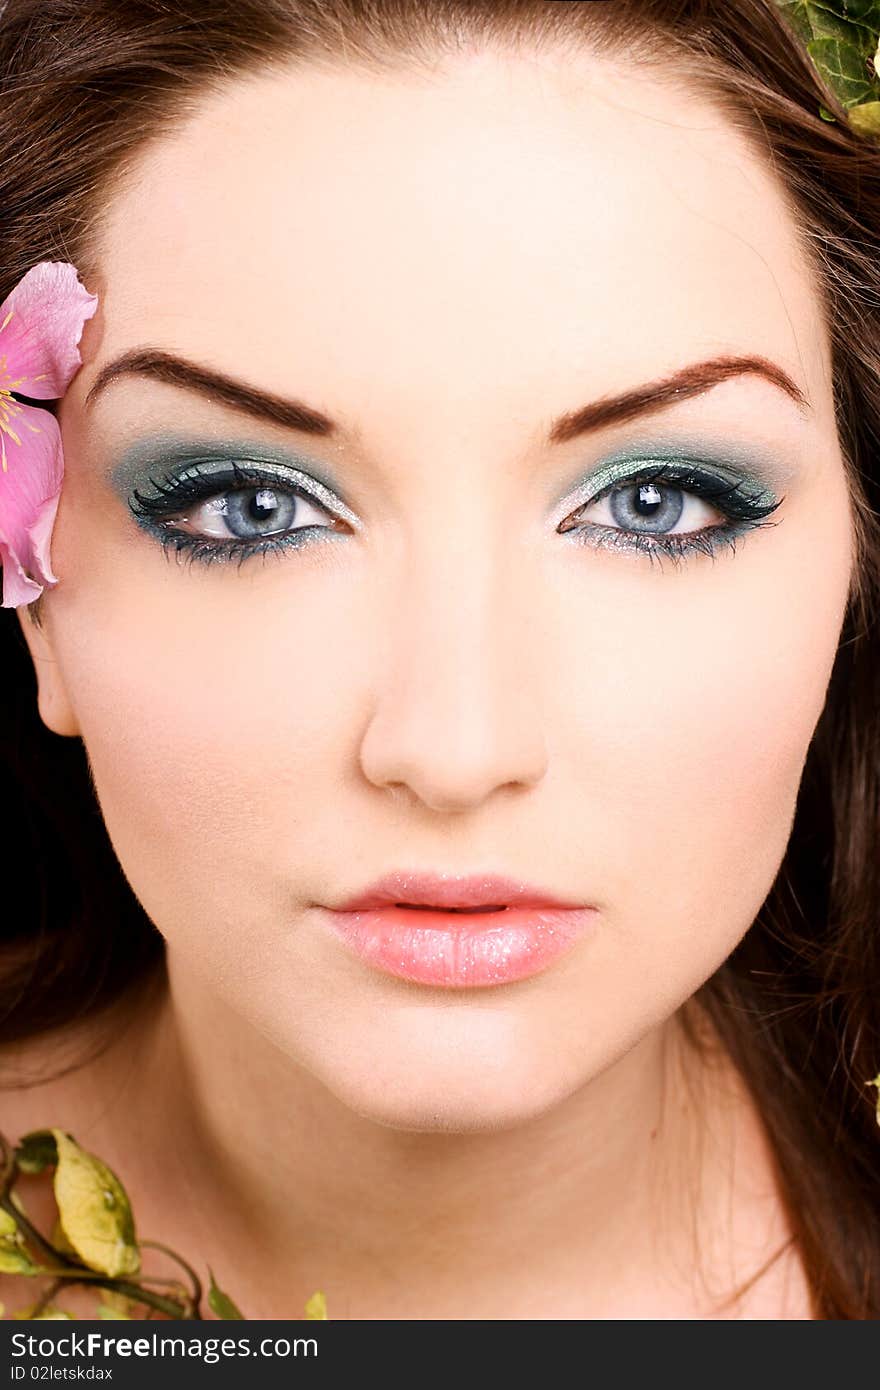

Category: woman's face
[22, 47, 853, 1129]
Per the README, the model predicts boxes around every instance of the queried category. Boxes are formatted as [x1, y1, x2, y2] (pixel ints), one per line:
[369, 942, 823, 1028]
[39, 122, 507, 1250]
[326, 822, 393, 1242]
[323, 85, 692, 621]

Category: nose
[358, 531, 549, 813]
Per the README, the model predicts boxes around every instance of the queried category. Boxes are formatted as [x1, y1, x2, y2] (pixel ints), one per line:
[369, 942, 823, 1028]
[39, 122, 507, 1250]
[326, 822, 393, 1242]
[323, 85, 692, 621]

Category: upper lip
[328, 871, 591, 912]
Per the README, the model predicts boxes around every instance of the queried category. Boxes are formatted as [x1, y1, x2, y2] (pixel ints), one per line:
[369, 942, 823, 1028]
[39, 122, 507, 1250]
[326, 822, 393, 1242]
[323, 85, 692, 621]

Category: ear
[16, 601, 82, 737]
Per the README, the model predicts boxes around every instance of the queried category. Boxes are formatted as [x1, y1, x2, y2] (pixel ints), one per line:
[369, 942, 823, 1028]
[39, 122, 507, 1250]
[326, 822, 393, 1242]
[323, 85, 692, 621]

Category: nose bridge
[358, 517, 548, 811]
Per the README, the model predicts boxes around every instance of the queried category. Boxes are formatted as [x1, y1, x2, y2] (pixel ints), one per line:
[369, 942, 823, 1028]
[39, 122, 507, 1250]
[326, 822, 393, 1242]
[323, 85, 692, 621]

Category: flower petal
[0, 261, 98, 400]
[0, 403, 63, 607]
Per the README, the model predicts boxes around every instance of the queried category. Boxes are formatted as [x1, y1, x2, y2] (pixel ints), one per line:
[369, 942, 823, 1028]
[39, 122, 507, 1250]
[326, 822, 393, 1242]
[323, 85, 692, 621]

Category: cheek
[46, 558, 365, 954]
[555, 493, 852, 1006]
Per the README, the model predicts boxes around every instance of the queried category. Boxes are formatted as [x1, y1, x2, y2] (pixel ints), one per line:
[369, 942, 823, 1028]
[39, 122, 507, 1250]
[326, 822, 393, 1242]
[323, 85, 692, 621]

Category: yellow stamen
[0, 309, 13, 334]
[0, 386, 26, 469]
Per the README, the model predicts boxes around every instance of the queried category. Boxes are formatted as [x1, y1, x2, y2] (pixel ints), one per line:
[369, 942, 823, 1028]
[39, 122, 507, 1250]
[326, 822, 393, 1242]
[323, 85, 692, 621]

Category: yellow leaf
[50, 1215, 79, 1259]
[99, 1289, 137, 1316]
[0, 1207, 38, 1276]
[304, 1290, 327, 1320]
[848, 101, 880, 136]
[51, 1130, 140, 1278]
[13, 1306, 74, 1320]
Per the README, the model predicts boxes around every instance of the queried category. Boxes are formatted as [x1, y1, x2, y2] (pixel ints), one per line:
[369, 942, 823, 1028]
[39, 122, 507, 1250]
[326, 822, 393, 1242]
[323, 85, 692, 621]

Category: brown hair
[1, 0, 879, 1318]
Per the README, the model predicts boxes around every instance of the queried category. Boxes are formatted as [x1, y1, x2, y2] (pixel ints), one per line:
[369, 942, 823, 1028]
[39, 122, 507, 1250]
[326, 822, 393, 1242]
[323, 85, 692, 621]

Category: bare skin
[4, 42, 849, 1318]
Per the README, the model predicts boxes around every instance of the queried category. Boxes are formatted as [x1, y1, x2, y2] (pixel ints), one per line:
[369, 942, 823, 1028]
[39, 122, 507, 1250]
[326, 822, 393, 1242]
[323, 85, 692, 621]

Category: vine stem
[29, 1278, 65, 1318]
[139, 1239, 203, 1316]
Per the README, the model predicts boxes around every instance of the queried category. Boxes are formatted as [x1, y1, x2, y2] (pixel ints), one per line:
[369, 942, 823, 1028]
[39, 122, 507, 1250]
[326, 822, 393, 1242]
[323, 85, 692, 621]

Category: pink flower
[0, 261, 99, 608]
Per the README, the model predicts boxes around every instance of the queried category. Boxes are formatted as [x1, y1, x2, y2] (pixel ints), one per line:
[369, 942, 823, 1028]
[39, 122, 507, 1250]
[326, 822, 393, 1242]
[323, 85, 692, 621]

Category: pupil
[250, 487, 279, 520]
[634, 482, 663, 516]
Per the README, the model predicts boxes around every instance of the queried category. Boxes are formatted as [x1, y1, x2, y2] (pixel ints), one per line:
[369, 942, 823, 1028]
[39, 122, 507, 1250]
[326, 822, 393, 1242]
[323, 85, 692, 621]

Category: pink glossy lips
[320, 871, 598, 988]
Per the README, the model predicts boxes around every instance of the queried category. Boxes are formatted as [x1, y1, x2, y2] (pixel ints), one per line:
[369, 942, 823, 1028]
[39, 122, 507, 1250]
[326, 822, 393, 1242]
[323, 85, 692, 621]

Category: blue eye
[129, 459, 352, 569]
[556, 460, 784, 566]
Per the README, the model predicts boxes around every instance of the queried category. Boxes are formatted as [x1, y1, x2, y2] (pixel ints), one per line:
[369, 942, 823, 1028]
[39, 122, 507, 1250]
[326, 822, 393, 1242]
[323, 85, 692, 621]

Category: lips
[320, 870, 598, 988]
[331, 870, 589, 913]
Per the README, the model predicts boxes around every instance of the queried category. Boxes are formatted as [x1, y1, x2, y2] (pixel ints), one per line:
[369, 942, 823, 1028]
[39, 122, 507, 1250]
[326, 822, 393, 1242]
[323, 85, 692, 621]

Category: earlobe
[16, 602, 82, 738]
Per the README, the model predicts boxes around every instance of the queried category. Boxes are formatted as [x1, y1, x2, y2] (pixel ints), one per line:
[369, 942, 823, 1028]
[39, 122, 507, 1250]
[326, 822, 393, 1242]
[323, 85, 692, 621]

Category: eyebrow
[83, 347, 810, 443]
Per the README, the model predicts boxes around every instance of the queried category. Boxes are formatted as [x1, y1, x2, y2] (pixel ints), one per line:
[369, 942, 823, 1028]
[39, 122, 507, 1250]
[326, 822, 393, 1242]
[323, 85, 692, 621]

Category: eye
[565, 477, 723, 537]
[128, 459, 355, 569]
[556, 461, 784, 566]
[168, 482, 336, 543]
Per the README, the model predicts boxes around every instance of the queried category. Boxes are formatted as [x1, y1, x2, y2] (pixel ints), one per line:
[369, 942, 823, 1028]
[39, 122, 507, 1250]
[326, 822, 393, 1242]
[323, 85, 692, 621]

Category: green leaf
[97, 1306, 131, 1319]
[14, 1130, 59, 1176]
[207, 1267, 245, 1319]
[807, 37, 876, 105]
[50, 1130, 139, 1279]
[778, 2, 864, 43]
[775, 0, 880, 130]
[0, 1206, 39, 1276]
[789, 1, 880, 38]
[833, 1, 880, 34]
[304, 1290, 327, 1320]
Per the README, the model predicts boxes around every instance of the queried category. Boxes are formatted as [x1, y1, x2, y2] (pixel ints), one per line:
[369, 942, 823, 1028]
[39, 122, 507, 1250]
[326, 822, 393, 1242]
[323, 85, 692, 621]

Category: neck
[2, 956, 796, 1319]
[94, 955, 785, 1318]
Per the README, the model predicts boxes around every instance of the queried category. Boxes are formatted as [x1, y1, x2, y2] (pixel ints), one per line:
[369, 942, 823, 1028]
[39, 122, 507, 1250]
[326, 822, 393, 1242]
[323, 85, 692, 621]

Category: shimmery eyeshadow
[552, 431, 798, 514]
[107, 432, 352, 517]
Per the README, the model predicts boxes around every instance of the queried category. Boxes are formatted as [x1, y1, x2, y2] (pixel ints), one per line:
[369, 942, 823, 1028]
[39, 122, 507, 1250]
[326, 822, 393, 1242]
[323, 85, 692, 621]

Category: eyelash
[129, 458, 784, 571]
[557, 461, 783, 568]
[130, 461, 346, 570]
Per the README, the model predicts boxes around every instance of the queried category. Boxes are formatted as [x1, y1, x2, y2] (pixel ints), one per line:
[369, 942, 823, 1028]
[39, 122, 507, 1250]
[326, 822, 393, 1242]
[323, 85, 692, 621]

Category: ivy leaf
[775, 0, 880, 131]
[304, 1290, 327, 1320]
[788, 1, 880, 38]
[50, 1130, 140, 1279]
[833, 1, 880, 34]
[807, 37, 876, 105]
[207, 1267, 245, 1319]
[0, 1206, 39, 1276]
[778, 2, 864, 43]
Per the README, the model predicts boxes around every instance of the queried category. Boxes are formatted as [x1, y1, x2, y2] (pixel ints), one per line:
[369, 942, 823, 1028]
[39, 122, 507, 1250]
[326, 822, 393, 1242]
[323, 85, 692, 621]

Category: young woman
[1, 0, 878, 1320]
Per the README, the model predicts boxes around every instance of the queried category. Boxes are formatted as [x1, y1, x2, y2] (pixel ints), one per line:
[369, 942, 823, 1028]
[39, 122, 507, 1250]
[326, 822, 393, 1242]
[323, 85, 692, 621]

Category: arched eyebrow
[83, 347, 810, 442]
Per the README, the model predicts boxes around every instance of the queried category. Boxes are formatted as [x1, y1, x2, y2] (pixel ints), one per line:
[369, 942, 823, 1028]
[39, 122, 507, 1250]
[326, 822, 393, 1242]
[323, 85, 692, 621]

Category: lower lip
[320, 904, 598, 988]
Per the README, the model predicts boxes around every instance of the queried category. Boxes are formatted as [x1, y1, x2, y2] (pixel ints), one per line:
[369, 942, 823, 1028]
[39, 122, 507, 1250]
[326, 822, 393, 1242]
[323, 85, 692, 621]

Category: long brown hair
[1, 0, 878, 1318]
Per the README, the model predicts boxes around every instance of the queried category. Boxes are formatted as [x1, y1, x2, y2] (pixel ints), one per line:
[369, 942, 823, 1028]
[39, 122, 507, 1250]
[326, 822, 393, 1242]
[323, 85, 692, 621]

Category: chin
[315, 1044, 587, 1135]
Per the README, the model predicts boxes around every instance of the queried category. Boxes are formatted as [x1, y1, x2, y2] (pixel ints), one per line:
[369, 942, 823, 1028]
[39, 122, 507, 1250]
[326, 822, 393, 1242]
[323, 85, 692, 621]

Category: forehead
[88, 48, 827, 436]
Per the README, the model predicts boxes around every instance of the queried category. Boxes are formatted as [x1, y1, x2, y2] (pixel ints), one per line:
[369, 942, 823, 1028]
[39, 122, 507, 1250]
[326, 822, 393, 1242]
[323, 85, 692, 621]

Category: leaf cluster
[0, 1129, 327, 1321]
[776, 1, 880, 134]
